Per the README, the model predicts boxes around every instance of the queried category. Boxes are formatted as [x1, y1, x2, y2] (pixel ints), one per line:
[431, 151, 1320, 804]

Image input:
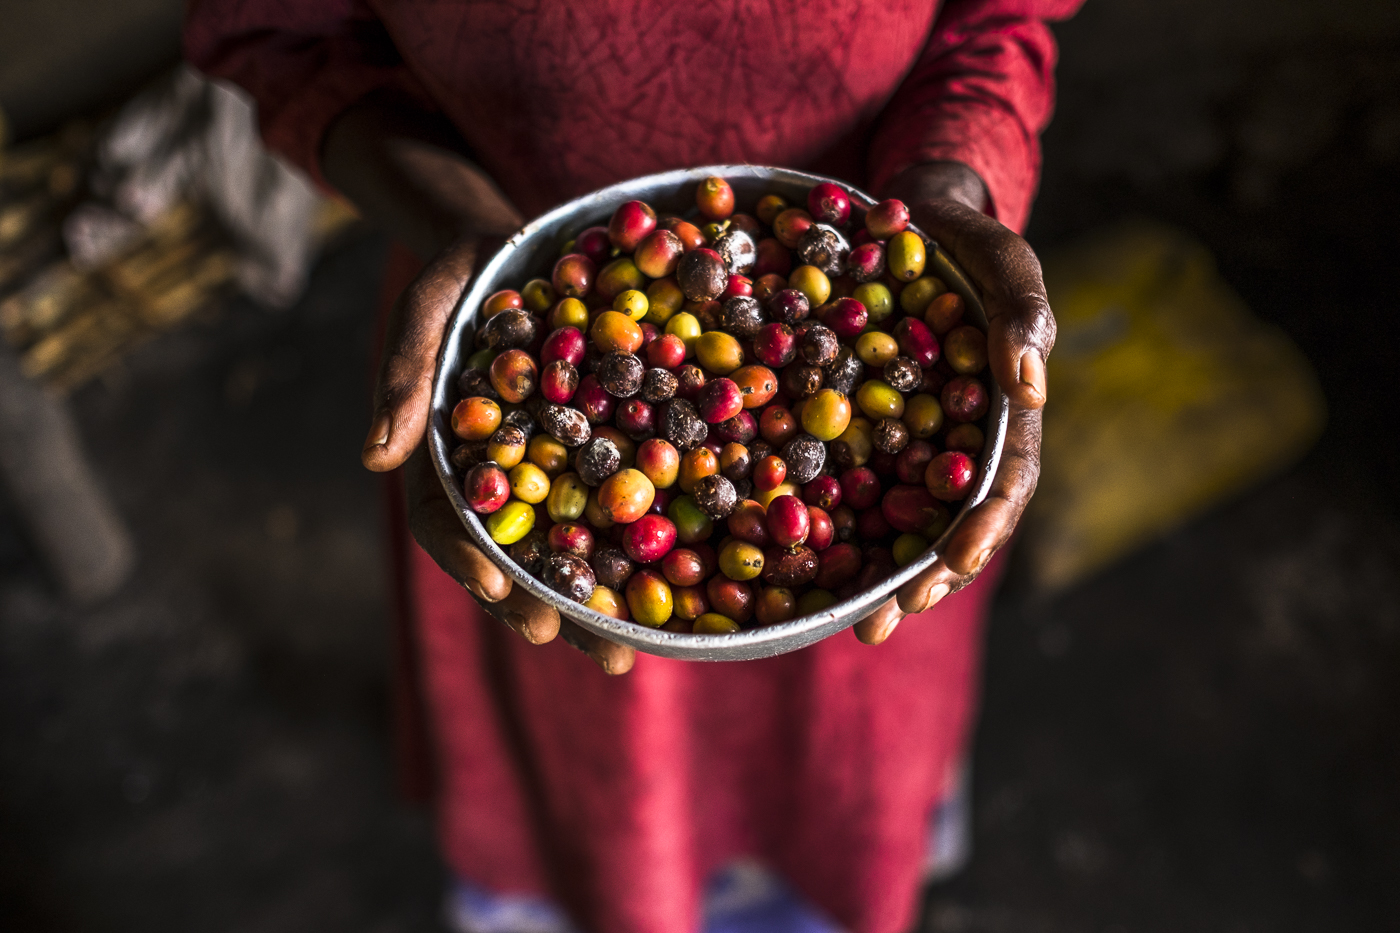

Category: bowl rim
[430, 164, 1008, 661]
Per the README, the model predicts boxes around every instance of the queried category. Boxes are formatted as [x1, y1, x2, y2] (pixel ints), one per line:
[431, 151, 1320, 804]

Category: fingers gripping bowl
[430, 165, 1008, 661]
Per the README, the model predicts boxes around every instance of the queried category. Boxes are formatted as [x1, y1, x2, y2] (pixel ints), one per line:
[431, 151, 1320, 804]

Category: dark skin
[325, 94, 1053, 674]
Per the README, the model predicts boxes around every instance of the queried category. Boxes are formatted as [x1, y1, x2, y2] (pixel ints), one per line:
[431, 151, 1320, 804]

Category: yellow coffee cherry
[613, 288, 649, 321]
[485, 500, 535, 545]
[509, 462, 551, 504]
[694, 613, 741, 634]
[856, 331, 900, 367]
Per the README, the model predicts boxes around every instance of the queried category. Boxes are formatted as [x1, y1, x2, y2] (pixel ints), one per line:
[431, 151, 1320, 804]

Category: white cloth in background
[63, 65, 321, 308]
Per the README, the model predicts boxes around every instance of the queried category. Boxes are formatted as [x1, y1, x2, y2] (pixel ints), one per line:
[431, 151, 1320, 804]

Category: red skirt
[379, 247, 1003, 933]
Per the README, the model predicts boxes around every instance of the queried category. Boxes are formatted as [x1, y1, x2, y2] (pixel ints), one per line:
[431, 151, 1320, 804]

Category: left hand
[851, 163, 1055, 644]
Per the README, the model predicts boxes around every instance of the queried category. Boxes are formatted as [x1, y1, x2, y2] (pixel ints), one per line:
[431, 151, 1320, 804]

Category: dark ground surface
[3, 2, 1400, 931]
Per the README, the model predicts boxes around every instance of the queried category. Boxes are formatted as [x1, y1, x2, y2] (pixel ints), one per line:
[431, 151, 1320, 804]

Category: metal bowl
[430, 164, 1008, 661]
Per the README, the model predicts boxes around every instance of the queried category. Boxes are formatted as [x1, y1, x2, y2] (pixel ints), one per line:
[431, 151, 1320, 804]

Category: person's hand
[361, 239, 639, 675]
[852, 164, 1054, 644]
[323, 93, 636, 673]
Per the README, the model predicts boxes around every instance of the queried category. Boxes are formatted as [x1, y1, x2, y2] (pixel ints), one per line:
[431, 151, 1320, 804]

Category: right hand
[361, 238, 638, 675]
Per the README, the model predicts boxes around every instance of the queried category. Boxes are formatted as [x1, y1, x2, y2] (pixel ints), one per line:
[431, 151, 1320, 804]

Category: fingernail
[364, 412, 391, 451]
[504, 611, 527, 634]
[464, 577, 492, 603]
[874, 616, 902, 644]
[1018, 352, 1046, 403]
[973, 548, 993, 571]
[926, 583, 951, 608]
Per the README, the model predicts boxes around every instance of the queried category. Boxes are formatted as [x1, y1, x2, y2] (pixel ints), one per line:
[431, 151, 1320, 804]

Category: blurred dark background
[1, 1, 1397, 931]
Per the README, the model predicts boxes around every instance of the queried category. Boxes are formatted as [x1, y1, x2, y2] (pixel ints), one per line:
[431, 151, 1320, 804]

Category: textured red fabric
[185, 3, 1069, 930]
[185, 0, 1078, 229]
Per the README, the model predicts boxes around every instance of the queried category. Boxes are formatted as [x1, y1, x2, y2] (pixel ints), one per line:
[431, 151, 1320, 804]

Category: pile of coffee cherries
[448, 177, 990, 635]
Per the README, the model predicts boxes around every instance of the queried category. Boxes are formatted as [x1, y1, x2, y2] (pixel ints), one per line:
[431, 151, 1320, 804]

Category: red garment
[186, 3, 1075, 931]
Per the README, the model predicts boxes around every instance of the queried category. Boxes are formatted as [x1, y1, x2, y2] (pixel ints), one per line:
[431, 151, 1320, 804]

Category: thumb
[363, 239, 479, 472]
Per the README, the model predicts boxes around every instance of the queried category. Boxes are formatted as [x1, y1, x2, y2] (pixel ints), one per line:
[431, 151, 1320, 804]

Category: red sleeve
[183, 0, 434, 191]
[867, 0, 1084, 234]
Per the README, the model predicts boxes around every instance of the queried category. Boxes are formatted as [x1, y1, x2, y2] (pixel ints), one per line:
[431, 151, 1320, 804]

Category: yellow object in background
[1022, 220, 1326, 591]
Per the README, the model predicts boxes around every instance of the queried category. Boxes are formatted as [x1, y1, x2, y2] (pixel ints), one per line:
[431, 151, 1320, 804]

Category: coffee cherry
[528, 434, 570, 475]
[941, 376, 989, 423]
[767, 288, 811, 325]
[552, 253, 596, 299]
[872, 418, 910, 454]
[589, 545, 636, 591]
[677, 248, 727, 302]
[597, 468, 655, 523]
[755, 586, 797, 625]
[540, 360, 580, 404]
[693, 474, 739, 521]
[719, 443, 753, 483]
[548, 522, 596, 560]
[780, 434, 826, 484]
[626, 569, 674, 627]
[608, 200, 657, 253]
[486, 425, 528, 469]
[821, 297, 867, 339]
[539, 403, 592, 447]
[661, 398, 708, 451]
[706, 576, 755, 623]
[944, 422, 985, 457]
[696, 177, 735, 221]
[695, 330, 744, 375]
[508, 462, 551, 504]
[865, 199, 910, 240]
[478, 308, 537, 352]
[541, 552, 597, 603]
[753, 238, 793, 278]
[463, 463, 510, 514]
[901, 393, 944, 438]
[713, 410, 758, 445]
[773, 208, 814, 249]
[796, 224, 849, 277]
[716, 230, 757, 275]
[616, 398, 656, 440]
[943, 325, 989, 374]
[886, 231, 926, 281]
[484, 500, 536, 545]
[595, 351, 645, 398]
[761, 546, 819, 587]
[489, 349, 538, 403]
[572, 436, 619, 487]
[925, 291, 965, 335]
[847, 242, 886, 283]
[806, 507, 835, 552]
[801, 324, 839, 366]
[766, 495, 811, 549]
[667, 495, 714, 544]
[622, 514, 678, 564]
[788, 265, 832, 307]
[719, 539, 765, 581]
[883, 356, 922, 393]
[781, 362, 823, 400]
[840, 466, 881, 510]
[895, 440, 936, 486]
[451, 397, 502, 441]
[720, 295, 766, 337]
[662, 548, 706, 587]
[753, 455, 786, 492]
[855, 380, 905, 420]
[508, 529, 551, 577]
[801, 388, 852, 442]
[925, 451, 976, 502]
[814, 543, 861, 590]
[752, 323, 797, 368]
[895, 317, 940, 368]
[697, 378, 744, 424]
[822, 346, 863, 396]
[807, 182, 851, 226]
